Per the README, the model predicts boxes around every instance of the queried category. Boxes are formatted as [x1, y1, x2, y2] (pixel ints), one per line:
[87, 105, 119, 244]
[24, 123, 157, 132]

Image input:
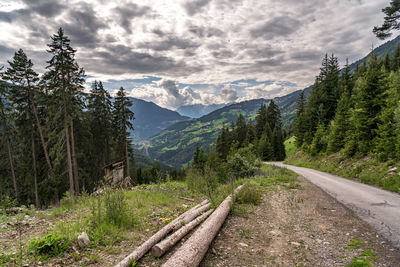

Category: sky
[0, 0, 394, 110]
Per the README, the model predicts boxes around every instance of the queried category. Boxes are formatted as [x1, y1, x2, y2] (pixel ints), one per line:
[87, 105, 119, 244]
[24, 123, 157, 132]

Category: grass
[285, 150, 400, 193]
[284, 136, 297, 157]
[343, 238, 375, 267]
[0, 181, 203, 266]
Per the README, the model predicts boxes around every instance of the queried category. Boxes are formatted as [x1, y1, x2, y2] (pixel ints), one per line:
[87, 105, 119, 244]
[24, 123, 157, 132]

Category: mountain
[135, 86, 312, 167]
[349, 34, 400, 72]
[177, 103, 228, 118]
[127, 98, 190, 142]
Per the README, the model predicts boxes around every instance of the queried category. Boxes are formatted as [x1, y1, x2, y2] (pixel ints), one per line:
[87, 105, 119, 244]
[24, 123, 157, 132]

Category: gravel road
[267, 162, 400, 250]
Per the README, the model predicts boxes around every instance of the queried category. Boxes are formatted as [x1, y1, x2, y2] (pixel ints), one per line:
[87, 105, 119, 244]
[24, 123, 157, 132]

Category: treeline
[294, 46, 400, 161]
[186, 100, 285, 196]
[0, 28, 180, 207]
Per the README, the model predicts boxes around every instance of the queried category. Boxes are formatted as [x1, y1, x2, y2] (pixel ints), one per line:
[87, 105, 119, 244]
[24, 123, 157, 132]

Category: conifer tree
[113, 87, 134, 178]
[255, 103, 267, 139]
[87, 80, 113, 180]
[234, 114, 247, 148]
[1, 49, 46, 205]
[216, 126, 231, 161]
[294, 91, 306, 147]
[0, 81, 18, 200]
[373, 0, 400, 39]
[347, 53, 387, 154]
[42, 28, 85, 195]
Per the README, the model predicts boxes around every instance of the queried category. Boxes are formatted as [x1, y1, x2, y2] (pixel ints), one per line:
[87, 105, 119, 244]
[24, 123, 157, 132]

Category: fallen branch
[114, 199, 209, 267]
[152, 209, 214, 257]
[178, 196, 195, 202]
[161, 185, 243, 267]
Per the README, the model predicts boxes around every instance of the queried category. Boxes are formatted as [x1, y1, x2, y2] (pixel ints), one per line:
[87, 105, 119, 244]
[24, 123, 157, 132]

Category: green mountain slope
[349, 34, 400, 71]
[128, 97, 189, 142]
[135, 86, 312, 167]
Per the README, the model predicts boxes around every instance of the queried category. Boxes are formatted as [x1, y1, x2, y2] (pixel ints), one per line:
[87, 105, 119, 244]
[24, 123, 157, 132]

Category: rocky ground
[200, 176, 400, 267]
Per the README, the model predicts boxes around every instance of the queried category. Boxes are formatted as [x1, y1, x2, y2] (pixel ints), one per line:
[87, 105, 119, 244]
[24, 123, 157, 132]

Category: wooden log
[178, 196, 195, 202]
[114, 199, 209, 267]
[161, 185, 243, 267]
[152, 208, 214, 257]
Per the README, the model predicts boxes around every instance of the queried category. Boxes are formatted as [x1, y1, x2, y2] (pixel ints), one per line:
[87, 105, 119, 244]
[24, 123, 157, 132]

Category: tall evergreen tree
[294, 91, 306, 147]
[255, 103, 267, 139]
[234, 114, 247, 148]
[216, 125, 231, 161]
[373, 0, 400, 39]
[42, 28, 85, 196]
[113, 87, 134, 178]
[347, 53, 387, 154]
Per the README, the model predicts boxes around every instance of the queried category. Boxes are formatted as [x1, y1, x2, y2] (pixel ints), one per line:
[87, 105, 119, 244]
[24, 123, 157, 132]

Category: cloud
[183, 0, 211, 16]
[250, 15, 302, 40]
[219, 85, 238, 102]
[113, 3, 152, 33]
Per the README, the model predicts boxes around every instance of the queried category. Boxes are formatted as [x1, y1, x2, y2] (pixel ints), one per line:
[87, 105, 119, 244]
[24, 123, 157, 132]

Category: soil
[200, 176, 400, 267]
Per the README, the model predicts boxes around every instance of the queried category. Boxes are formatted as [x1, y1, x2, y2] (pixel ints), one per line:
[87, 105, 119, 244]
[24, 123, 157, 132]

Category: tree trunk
[124, 133, 130, 178]
[70, 119, 79, 195]
[31, 132, 39, 208]
[152, 209, 214, 257]
[114, 200, 210, 267]
[65, 125, 74, 195]
[27, 86, 52, 177]
[161, 185, 243, 267]
[1, 104, 18, 200]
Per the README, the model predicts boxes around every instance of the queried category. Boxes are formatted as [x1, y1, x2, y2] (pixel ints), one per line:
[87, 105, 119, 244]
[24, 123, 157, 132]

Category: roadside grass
[0, 181, 203, 266]
[284, 136, 297, 157]
[343, 238, 376, 267]
[285, 150, 400, 193]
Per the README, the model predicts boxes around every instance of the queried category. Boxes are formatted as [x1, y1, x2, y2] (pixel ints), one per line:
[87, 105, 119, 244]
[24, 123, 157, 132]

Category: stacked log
[114, 199, 209, 267]
[161, 185, 243, 267]
[152, 208, 214, 257]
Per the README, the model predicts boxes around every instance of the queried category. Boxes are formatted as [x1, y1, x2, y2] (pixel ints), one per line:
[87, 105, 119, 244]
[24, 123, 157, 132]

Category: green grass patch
[284, 136, 297, 157]
[285, 150, 400, 193]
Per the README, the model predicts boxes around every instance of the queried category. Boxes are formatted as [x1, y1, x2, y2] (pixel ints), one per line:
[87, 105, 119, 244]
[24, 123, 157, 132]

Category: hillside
[349, 34, 400, 72]
[128, 98, 189, 142]
[135, 86, 312, 167]
[176, 103, 227, 118]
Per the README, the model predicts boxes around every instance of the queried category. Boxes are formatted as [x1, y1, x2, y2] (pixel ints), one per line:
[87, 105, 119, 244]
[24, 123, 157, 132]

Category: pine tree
[392, 45, 400, 71]
[294, 91, 306, 147]
[348, 53, 387, 154]
[1, 49, 46, 205]
[87, 81, 113, 181]
[42, 28, 85, 196]
[234, 114, 247, 148]
[0, 81, 18, 200]
[113, 87, 134, 178]
[373, 0, 400, 39]
[216, 126, 231, 161]
[255, 103, 267, 139]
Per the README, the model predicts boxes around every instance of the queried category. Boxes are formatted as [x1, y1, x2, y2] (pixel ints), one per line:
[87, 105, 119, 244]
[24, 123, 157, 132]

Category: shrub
[235, 182, 264, 205]
[228, 145, 261, 179]
[28, 234, 70, 258]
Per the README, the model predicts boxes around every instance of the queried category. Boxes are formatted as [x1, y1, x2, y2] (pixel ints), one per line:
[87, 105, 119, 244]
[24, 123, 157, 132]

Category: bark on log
[114, 199, 210, 267]
[178, 196, 194, 202]
[161, 185, 243, 267]
[152, 209, 214, 257]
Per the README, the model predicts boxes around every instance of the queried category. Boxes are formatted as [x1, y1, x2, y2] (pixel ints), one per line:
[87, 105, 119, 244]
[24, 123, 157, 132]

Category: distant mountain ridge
[135, 86, 312, 167]
[177, 103, 228, 118]
[127, 97, 189, 142]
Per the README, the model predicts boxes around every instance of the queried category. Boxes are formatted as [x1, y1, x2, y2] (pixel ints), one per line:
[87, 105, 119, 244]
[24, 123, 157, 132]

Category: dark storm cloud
[244, 45, 284, 59]
[113, 3, 152, 33]
[84, 44, 201, 76]
[183, 0, 211, 16]
[138, 35, 200, 51]
[61, 2, 107, 48]
[250, 15, 302, 39]
[188, 25, 224, 38]
[27, 0, 65, 17]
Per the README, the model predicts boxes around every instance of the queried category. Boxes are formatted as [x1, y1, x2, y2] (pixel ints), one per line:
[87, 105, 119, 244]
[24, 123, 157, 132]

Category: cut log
[114, 199, 209, 267]
[152, 208, 214, 257]
[161, 185, 243, 267]
[178, 196, 195, 202]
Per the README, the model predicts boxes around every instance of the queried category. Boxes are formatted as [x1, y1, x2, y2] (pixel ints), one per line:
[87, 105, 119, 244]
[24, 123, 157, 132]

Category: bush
[235, 182, 264, 205]
[28, 234, 70, 258]
[228, 145, 261, 179]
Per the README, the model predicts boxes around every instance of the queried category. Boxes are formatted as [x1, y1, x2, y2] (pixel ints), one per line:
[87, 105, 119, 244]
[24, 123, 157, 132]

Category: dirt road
[267, 162, 400, 250]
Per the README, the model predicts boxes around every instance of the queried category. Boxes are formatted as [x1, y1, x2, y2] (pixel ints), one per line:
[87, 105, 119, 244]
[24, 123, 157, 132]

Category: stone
[239, 242, 249, 247]
[77, 232, 90, 248]
[291, 242, 301, 247]
[389, 167, 398, 172]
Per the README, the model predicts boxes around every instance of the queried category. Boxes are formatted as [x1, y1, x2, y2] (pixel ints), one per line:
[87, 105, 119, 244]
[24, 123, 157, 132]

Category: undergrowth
[285, 150, 400, 193]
